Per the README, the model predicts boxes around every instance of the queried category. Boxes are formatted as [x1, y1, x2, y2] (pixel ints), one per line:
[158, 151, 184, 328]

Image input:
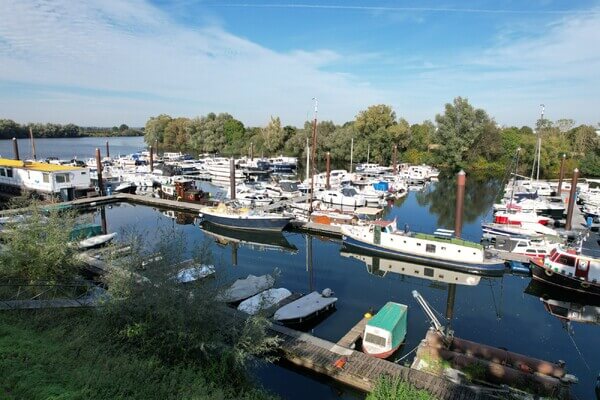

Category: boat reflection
[340, 248, 481, 286]
[200, 221, 298, 254]
[162, 209, 196, 225]
[525, 280, 600, 325]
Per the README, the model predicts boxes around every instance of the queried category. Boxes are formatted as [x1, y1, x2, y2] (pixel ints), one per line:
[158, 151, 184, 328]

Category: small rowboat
[78, 232, 117, 249]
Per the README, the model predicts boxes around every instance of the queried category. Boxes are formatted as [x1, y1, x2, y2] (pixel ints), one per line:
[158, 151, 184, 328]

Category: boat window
[441, 246, 446, 251]
[577, 259, 589, 271]
[426, 244, 436, 253]
[526, 249, 535, 253]
[365, 332, 386, 347]
[557, 255, 576, 267]
[43, 173, 49, 183]
[6, 168, 12, 178]
[424, 267, 434, 277]
[517, 243, 527, 247]
[0, 168, 5, 177]
[417, 242, 422, 246]
[55, 174, 70, 183]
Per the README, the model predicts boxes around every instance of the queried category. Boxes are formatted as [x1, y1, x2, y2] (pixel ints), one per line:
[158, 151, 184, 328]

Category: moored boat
[362, 301, 407, 358]
[237, 288, 292, 315]
[273, 289, 337, 324]
[175, 264, 215, 283]
[78, 232, 117, 249]
[217, 274, 275, 303]
[199, 203, 292, 232]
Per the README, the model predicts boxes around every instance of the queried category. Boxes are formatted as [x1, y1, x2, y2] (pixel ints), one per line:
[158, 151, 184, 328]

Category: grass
[0, 310, 275, 400]
[367, 376, 437, 400]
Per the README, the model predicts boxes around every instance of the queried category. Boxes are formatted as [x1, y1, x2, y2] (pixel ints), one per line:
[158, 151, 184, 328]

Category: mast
[367, 143, 370, 165]
[308, 98, 318, 213]
[536, 104, 544, 182]
[350, 137, 354, 172]
[305, 137, 310, 182]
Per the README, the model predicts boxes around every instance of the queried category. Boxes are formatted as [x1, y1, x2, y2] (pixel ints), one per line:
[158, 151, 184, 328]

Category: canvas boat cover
[217, 274, 275, 303]
[274, 290, 337, 321]
[237, 288, 292, 315]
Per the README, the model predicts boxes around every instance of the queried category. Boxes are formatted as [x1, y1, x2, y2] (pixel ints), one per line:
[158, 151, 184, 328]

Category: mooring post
[95, 148, 104, 196]
[454, 170, 466, 238]
[29, 127, 37, 160]
[392, 145, 397, 174]
[326, 151, 331, 189]
[565, 168, 579, 231]
[557, 154, 566, 197]
[250, 142, 253, 161]
[229, 157, 236, 200]
[149, 145, 154, 172]
[232, 242, 239, 266]
[445, 284, 456, 321]
[12, 138, 19, 160]
[106, 140, 110, 158]
[100, 206, 108, 235]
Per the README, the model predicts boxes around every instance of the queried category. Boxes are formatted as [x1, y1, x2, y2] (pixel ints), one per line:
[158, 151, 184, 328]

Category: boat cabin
[544, 247, 600, 283]
[363, 302, 407, 358]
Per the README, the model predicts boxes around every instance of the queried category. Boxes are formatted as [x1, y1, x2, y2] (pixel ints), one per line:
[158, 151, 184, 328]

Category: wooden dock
[336, 316, 368, 349]
[0, 298, 98, 311]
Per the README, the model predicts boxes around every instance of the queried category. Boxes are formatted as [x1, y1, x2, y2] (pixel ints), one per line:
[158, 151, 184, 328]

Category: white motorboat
[237, 288, 292, 315]
[217, 274, 275, 303]
[273, 289, 337, 324]
[316, 187, 366, 207]
[78, 232, 117, 249]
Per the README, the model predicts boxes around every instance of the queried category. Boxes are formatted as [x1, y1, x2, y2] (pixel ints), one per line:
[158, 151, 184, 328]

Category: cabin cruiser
[493, 211, 552, 226]
[491, 236, 557, 261]
[316, 187, 366, 207]
[342, 221, 506, 276]
[493, 198, 565, 219]
[198, 202, 292, 231]
[269, 156, 297, 172]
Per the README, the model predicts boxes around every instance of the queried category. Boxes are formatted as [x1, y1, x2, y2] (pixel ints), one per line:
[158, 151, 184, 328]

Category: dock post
[392, 145, 397, 174]
[565, 168, 579, 230]
[100, 206, 108, 235]
[232, 242, 238, 266]
[250, 142, 253, 161]
[326, 151, 331, 189]
[29, 127, 37, 160]
[445, 284, 456, 321]
[106, 141, 110, 158]
[149, 145, 154, 172]
[95, 148, 104, 196]
[557, 154, 566, 196]
[12, 138, 19, 160]
[229, 158, 236, 200]
[454, 170, 466, 237]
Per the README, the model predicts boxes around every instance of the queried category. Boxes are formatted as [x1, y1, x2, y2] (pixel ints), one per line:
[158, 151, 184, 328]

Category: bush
[367, 376, 436, 400]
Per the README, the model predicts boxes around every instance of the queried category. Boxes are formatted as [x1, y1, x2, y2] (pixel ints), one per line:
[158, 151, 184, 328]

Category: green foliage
[461, 362, 487, 382]
[0, 311, 276, 400]
[0, 119, 141, 139]
[0, 205, 79, 282]
[367, 376, 436, 400]
[580, 153, 600, 177]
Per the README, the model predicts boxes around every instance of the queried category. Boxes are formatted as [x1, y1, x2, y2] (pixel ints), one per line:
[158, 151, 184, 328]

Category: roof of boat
[0, 158, 85, 172]
[370, 220, 395, 227]
[367, 302, 407, 331]
[354, 207, 383, 216]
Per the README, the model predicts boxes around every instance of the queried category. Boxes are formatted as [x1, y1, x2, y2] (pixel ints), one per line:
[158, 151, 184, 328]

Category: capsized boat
[217, 274, 275, 303]
[175, 264, 215, 283]
[342, 220, 506, 276]
[362, 302, 407, 358]
[273, 289, 337, 324]
[199, 203, 292, 232]
[78, 232, 117, 249]
[237, 288, 292, 315]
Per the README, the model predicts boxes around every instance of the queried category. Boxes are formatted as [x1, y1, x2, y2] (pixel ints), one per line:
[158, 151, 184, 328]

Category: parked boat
[113, 181, 137, 194]
[217, 274, 275, 303]
[273, 289, 337, 324]
[342, 221, 506, 276]
[199, 203, 292, 232]
[237, 288, 292, 315]
[78, 232, 117, 249]
[530, 246, 600, 297]
[316, 187, 366, 207]
[362, 302, 407, 358]
[175, 264, 215, 283]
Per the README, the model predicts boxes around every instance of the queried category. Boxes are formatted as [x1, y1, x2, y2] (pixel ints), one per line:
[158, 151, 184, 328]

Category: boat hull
[531, 258, 600, 297]
[200, 212, 291, 232]
[342, 236, 506, 276]
[363, 344, 400, 359]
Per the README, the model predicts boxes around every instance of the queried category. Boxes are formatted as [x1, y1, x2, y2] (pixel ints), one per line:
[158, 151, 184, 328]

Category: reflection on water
[200, 221, 298, 254]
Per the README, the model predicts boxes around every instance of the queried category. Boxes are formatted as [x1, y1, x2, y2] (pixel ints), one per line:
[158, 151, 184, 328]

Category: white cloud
[0, 0, 385, 126]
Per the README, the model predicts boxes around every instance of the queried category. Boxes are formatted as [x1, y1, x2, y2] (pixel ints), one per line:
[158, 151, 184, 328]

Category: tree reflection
[415, 176, 501, 229]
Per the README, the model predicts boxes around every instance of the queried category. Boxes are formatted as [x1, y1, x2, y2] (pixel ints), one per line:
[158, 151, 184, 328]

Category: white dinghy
[274, 288, 337, 324]
[217, 274, 275, 303]
[78, 233, 117, 249]
[175, 264, 215, 283]
[237, 288, 292, 315]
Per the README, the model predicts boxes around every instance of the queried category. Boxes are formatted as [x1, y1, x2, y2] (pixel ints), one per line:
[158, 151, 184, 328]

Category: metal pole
[325, 151, 331, 189]
[308, 98, 318, 213]
[565, 169, 579, 231]
[95, 148, 104, 196]
[557, 154, 566, 195]
[454, 170, 466, 237]
[149, 145, 154, 172]
[367, 144, 370, 165]
[392, 145, 397, 174]
[29, 127, 36, 160]
[229, 157, 236, 200]
[350, 137, 354, 172]
[106, 140, 110, 158]
[250, 142, 253, 161]
[12, 137, 19, 160]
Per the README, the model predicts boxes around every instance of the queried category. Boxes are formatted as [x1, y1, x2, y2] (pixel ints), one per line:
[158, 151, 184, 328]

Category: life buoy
[94, 186, 100, 192]
[545, 268, 554, 277]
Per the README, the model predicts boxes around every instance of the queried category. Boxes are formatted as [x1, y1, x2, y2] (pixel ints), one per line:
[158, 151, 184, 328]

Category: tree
[144, 114, 172, 146]
[434, 97, 494, 170]
[567, 125, 597, 155]
[554, 119, 574, 133]
[163, 118, 190, 149]
[261, 116, 285, 154]
[409, 121, 435, 152]
[119, 124, 129, 131]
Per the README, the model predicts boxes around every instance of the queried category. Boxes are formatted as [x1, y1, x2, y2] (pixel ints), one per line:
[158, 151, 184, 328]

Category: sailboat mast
[305, 137, 310, 182]
[350, 137, 354, 172]
[308, 98, 318, 213]
[536, 104, 544, 182]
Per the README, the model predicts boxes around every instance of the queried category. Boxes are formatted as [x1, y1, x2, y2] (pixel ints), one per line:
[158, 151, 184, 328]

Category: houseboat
[0, 158, 91, 200]
[362, 301, 407, 359]
[530, 246, 600, 296]
[341, 220, 506, 276]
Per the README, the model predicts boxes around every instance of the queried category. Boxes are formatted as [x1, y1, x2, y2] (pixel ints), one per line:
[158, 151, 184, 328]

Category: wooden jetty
[0, 298, 97, 311]
[336, 316, 368, 349]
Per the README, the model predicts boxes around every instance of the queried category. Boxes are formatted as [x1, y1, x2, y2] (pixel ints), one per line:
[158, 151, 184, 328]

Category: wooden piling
[392, 145, 397, 174]
[149, 145, 154, 172]
[95, 148, 104, 196]
[454, 170, 466, 238]
[445, 283, 456, 320]
[105, 140, 110, 158]
[557, 154, 566, 195]
[325, 151, 331, 189]
[565, 169, 579, 230]
[12, 138, 19, 160]
[100, 206, 107, 235]
[229, 158, 236, 200]
[250, 142, 254, 161]
[29, 127, 37, 160]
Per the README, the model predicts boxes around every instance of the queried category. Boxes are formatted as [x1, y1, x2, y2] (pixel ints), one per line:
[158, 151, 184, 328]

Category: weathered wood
[336, 316, 368, 348]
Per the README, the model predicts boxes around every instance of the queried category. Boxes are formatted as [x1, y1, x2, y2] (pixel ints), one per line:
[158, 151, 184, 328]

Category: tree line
[0, 119, 144, 139]
[145, 98, 600, 177]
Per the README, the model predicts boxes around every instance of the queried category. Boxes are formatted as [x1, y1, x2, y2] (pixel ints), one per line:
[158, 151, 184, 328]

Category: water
[83, 179, 599, 400]
[0, 136, 145, 160]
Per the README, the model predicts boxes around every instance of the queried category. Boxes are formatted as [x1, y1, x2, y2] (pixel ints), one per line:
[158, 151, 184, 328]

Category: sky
[1, 0, 599, 128]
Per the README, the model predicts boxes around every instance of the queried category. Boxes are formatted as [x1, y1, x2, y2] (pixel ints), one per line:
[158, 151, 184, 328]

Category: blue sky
[1, 0, 599, 127]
